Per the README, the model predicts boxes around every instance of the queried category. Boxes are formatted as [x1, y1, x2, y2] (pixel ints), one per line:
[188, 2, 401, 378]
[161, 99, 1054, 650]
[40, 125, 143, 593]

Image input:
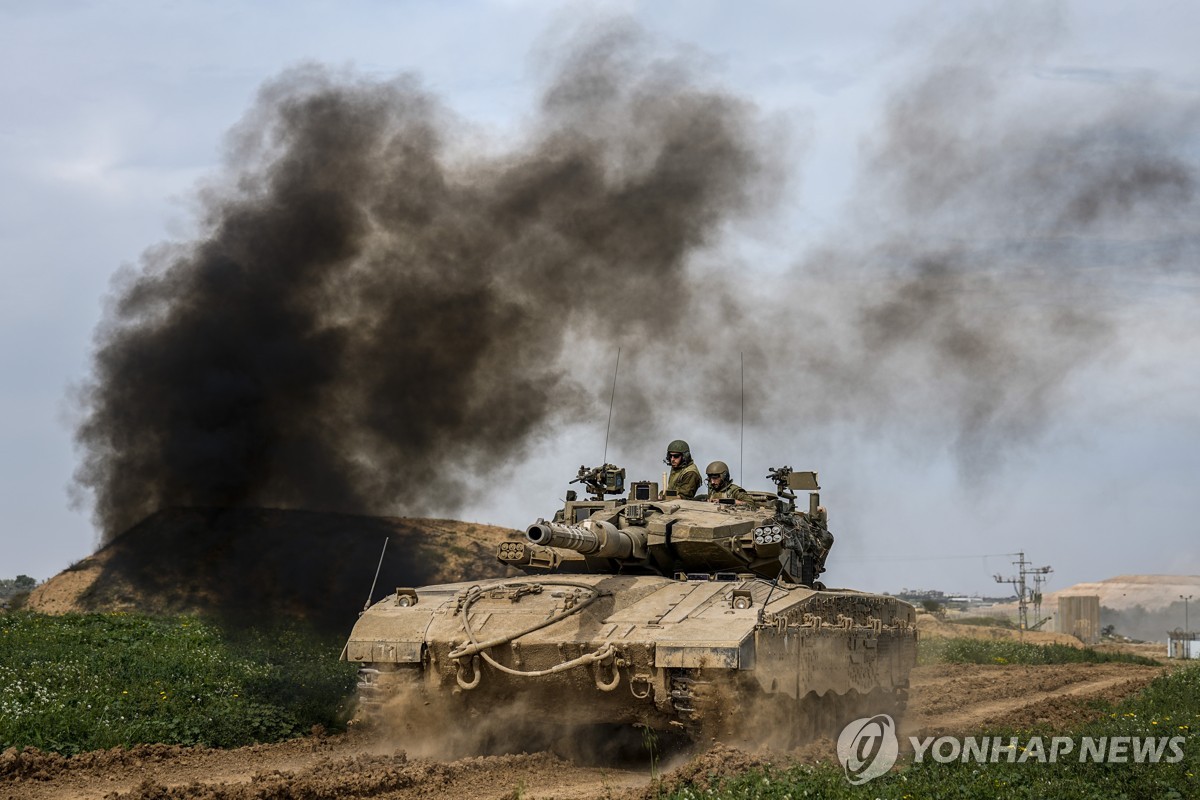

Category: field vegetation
[663, 663, 1200, 799]
[950, 615, 1019, 628]
[920, 637, 1161, 666]
[0, 612, 357, 754]
[0, 611, 1177, 800]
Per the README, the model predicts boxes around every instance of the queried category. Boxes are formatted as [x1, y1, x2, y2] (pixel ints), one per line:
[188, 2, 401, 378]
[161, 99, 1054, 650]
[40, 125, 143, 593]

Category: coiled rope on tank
[448, 580, 615, 678]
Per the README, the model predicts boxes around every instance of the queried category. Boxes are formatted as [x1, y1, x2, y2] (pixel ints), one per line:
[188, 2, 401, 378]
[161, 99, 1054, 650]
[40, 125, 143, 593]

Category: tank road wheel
[890, 685, 909, 717]
[787, 688, 906, 749]
[354, 664, 427, 728]
[665, 677, 910, 751]
[667, 670, 744, 745]
[787, 690, 856, 747]
[862, 685, 908, 723]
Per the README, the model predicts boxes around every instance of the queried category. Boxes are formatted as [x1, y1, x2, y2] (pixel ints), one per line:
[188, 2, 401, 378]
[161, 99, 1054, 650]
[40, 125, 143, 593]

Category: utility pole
[1029, 564, 1054, 627]
[995, 551, 1054, 639]
[1182, 594, 1194, 633]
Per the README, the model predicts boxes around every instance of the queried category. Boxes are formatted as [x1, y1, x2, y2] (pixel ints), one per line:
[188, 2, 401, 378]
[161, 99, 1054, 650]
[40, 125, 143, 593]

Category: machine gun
[767, 466, 796, 499]
[571, 464, 626, 500]
[767, 465, 822, 519]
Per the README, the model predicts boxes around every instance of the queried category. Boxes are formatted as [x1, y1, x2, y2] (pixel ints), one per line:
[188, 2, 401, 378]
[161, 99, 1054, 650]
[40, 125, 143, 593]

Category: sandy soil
[1045, 574, 1200, 612]
[904, 661, 1164, 735]
[1, 661, 1167, 800]
[25, 563, 105, 615]
[914, 612, 1085, 646]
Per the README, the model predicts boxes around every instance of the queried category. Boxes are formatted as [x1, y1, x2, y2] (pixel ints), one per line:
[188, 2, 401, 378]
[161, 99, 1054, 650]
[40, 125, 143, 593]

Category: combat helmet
[705, 460, 730, 489]
[663, 439, 693, 467]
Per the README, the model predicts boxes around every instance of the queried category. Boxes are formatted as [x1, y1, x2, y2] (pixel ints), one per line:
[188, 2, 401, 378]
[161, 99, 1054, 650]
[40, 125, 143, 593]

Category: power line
[837, 552, 1017, 564]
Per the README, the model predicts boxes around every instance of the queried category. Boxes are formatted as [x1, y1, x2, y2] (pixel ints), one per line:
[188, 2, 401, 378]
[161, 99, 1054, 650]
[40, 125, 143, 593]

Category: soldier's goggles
[667, 452, 684, 459]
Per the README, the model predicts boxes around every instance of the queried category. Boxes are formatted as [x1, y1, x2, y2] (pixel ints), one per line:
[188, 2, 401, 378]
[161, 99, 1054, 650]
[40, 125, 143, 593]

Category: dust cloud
[1103, 600, 1194, 643]
[374, 681, 681, 765]
[73, 13, 1200, 539]
[371, 671, 866, 763]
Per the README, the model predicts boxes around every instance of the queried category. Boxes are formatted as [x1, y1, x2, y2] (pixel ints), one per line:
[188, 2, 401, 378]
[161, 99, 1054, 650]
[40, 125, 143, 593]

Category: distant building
[893, 589, 1013, 610]
[1168, 630, 1199, 659]
[1058, 595, 1100, 645]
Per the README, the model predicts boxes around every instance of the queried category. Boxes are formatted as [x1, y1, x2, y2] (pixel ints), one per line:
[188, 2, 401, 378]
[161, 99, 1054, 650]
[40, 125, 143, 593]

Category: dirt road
[1, 662, 1165, 800]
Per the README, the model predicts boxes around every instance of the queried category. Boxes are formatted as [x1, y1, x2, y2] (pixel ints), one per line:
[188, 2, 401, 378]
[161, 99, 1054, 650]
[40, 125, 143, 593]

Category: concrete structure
[1167, 630, 1200, 659]
[1058, 595, 1101, 645]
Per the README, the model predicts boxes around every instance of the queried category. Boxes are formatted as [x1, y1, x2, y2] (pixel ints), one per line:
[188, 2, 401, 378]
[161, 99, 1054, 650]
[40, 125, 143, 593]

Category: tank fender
[344, 639, 423, 663]
[748, 622, 917, 699]
[343, 603, 437, 664]
[652, 634, 755, 670]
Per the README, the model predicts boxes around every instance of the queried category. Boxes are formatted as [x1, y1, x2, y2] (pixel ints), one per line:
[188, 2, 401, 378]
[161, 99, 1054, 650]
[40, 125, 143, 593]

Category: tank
[343, 463, 918, 749]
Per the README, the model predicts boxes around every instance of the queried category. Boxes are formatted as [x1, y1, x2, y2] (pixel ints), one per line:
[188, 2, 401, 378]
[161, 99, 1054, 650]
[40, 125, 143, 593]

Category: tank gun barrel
[526, 519, 646, 559]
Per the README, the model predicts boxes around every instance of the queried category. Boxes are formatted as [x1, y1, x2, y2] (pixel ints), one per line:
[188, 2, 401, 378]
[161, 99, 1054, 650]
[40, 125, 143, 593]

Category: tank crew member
[704, 461, 755, 506]
[663, 439, 702, 499]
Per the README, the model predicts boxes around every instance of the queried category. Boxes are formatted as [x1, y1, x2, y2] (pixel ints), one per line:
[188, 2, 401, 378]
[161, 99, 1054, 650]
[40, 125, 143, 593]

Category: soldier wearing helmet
[662, 439, 702, 499]
[704, 461, 755, 506]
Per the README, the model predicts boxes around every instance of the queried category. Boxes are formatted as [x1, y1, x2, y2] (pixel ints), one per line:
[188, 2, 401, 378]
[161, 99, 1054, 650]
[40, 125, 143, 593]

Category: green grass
[0, 612, 358, 754]
[919, 637, 1161, 666]
[659, 664, 1200, 799]
[950, 615, 1018, 628]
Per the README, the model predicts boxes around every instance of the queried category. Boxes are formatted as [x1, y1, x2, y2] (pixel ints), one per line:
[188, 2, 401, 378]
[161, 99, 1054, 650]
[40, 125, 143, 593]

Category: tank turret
[502, 463, 834, 587]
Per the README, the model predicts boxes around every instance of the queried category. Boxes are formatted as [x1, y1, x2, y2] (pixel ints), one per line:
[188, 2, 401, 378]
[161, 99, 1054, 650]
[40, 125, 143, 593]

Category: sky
[1, 0, 1198, 598]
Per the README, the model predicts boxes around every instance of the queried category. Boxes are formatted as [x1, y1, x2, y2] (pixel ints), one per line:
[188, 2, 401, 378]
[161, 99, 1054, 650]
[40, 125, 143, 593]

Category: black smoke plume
[75, 15, 1200, 540]
[755, 12, 1200, 476]
[74, 27, 773, 539]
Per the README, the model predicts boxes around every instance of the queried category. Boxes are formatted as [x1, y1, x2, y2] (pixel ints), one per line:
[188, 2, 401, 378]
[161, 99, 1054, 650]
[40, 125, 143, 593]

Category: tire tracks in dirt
[2, 662, 1167, 800]
[905, 662, 1166, 735]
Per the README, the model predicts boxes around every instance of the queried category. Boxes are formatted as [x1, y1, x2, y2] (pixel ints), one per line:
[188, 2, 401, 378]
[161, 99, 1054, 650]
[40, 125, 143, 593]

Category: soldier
[662, 439, 702, 499]
[704, 461, 756, 506]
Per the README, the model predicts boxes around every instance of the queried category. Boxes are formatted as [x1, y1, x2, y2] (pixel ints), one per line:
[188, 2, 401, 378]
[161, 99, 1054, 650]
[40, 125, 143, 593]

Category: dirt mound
[26, 508, 520, 631]
[916, 612, 1084, 646]
[1045, 574, 1200, 612]
[25, 562, 105, 615]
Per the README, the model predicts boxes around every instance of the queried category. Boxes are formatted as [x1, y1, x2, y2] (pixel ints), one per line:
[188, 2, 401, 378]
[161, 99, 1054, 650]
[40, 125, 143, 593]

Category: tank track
[353, 664, 425, 721]
[668, 669, 908, 747]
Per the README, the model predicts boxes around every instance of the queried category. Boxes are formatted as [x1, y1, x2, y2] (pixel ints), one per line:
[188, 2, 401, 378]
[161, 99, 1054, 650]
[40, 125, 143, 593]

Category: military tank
[343, 463, 918, 748]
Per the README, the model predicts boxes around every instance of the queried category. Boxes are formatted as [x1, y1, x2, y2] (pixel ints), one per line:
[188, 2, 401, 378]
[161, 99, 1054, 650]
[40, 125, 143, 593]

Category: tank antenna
[362, 537, 389, 613]
[759, 571, 783, 625]
[739, 351, 745, 485]
[601, 347, 621, 465]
